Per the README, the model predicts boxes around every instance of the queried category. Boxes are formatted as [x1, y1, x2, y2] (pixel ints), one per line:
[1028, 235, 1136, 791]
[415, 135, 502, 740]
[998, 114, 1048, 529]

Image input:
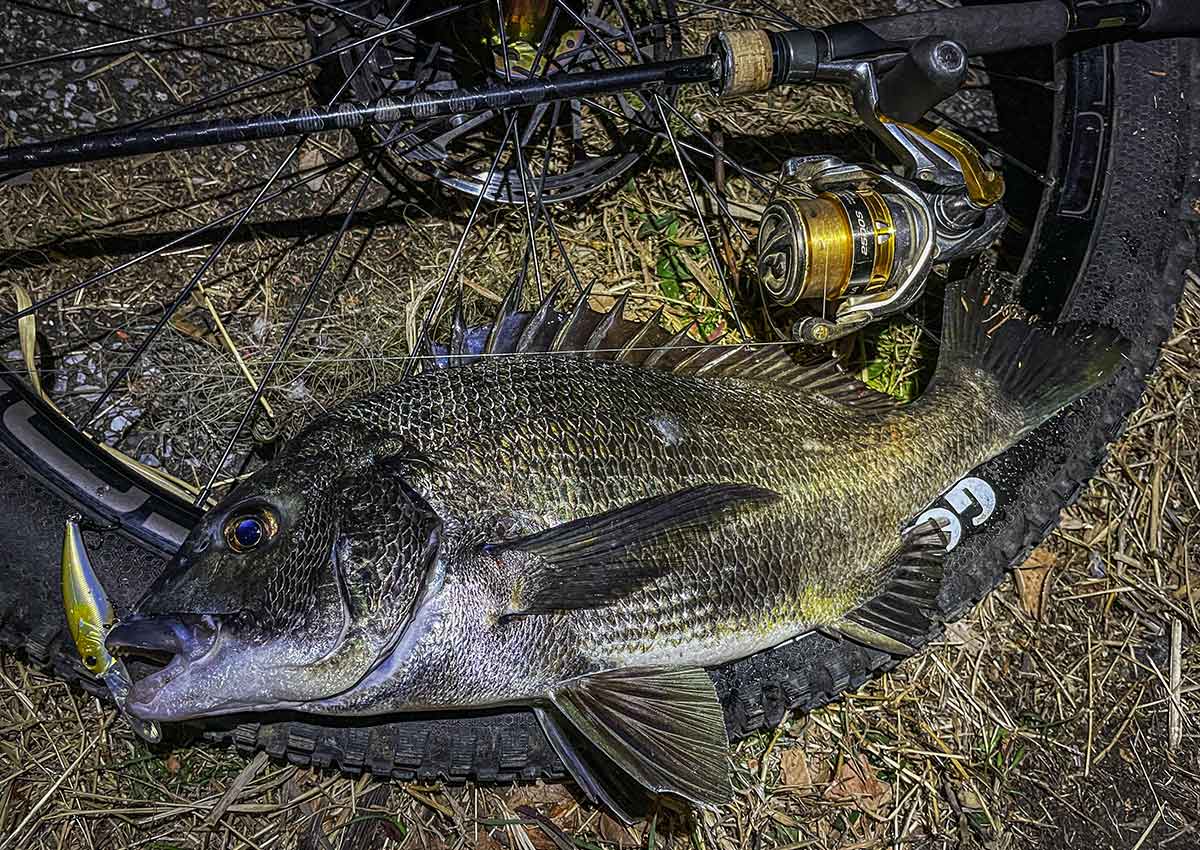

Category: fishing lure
[62, 517, 162, 743]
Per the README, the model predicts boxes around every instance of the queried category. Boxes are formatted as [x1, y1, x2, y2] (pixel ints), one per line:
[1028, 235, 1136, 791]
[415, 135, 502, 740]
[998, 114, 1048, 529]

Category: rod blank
[0, 56, 717, 173]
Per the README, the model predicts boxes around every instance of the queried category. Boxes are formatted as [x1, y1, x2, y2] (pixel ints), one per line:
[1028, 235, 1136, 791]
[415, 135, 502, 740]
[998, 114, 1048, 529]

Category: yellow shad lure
[62, 518, 161, 743]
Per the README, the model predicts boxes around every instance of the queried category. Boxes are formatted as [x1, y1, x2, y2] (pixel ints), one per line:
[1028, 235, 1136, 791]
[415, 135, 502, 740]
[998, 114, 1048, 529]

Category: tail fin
[935, 265, 1129, 436]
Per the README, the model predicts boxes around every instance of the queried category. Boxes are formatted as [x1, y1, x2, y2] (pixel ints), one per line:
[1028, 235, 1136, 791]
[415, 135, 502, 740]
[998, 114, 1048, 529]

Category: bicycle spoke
[531, 102, 586, 296]
[4, 0, 298, 73]
[494, 0, 547, 301]
[746, 0, 803, 30]
[402, 119, 517, 380]
[552, 0, 626, 65]
[545, 0, 747, 329]
[652, 95, 745, 335]
[0, 3, 312, 72]
[673, 0, 792, 28]
[609, 0, 648, 61]
[931, 107, 1049, 184]
[0, 152, 359, 303]
[581, 94, 780, 192]
[655, 99, 779, 195]
[967, 61, 1060, 91]
[196, 165, 378, 504]
[81, 0, 420, 424]
[677, 146, 754, 246]
[3, 1, 485, 173]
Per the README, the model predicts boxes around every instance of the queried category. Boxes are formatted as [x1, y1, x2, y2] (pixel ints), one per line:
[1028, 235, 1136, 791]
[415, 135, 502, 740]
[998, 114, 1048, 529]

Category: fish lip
[123, 652, 190, 720]
[105, 614, 222, 722]
[106, 614, 219, 667]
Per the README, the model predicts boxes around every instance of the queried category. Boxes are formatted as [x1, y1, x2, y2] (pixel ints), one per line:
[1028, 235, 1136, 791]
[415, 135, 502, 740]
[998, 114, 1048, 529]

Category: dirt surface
[0, 282, 1195, 849]
[0, 1, 1198, 848]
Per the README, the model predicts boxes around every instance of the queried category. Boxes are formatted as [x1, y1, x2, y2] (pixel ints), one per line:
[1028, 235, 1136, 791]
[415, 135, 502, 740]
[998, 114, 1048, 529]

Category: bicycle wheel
[0, 0, 1195, 787]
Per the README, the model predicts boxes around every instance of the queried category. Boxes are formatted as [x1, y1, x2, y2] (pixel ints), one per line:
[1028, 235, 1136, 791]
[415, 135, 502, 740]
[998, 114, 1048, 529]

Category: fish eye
[223, 508, 278, 553]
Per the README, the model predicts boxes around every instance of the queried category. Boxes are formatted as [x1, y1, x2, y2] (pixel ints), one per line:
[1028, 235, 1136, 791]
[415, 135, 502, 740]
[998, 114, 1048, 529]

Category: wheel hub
[307, 0, 679, 204]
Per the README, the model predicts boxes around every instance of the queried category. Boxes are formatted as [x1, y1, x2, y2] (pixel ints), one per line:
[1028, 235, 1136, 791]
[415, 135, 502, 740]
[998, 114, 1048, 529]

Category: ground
[1, 0, 1198, 848]
[1, 283, 1196, 848]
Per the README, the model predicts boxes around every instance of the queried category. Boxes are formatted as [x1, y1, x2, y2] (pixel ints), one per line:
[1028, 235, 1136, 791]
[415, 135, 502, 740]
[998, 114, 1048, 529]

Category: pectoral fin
[833, 517, 949, 655]
[537, 667, 732, 820]
[488, 483, 779, 615]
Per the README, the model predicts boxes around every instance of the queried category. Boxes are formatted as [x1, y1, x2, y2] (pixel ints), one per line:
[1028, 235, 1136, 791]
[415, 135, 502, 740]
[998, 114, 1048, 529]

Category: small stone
[285, 378, 310, 402]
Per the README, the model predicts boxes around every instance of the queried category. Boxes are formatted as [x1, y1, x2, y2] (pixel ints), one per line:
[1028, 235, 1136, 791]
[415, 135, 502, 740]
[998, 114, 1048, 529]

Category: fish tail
[933, 265, 1130, 439]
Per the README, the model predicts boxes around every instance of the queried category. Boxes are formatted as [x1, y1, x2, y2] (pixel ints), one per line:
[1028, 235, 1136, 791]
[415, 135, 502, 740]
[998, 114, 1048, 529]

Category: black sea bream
[106, 268, 1124, 815]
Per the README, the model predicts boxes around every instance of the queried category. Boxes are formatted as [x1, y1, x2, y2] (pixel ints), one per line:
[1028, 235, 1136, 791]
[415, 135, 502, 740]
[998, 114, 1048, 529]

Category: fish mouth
[105, 614, 219, 719]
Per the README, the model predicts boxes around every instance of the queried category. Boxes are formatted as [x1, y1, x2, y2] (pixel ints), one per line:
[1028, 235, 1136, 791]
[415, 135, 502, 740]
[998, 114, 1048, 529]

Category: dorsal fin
[516, 283, 565, 353]
[672, 333, 728, 373]
[585, 293, 629, 354]
[617, 305, 667, 366]
[551, 282, 597, 353]
[449, 297, 469, 368]
[423, 284, 900, 409]
[643, 324, 693, 370]
[485, 276, 525, 355]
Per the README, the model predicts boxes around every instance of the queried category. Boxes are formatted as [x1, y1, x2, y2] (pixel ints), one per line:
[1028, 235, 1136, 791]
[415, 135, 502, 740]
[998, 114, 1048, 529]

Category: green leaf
[639, 212, 679, 239]
[657, 257, 682, 299]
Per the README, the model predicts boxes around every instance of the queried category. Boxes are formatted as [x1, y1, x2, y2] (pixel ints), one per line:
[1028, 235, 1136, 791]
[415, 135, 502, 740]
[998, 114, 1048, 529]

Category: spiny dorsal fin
[832, 517, 948, 655]
[692, 342, 751, 376]
[449, 297, 469, 367]
[427, 284, 900, 410]
[516, 282, 565, 352]
[643, 324, 693, 370]
[550, 281, 596, 353]
[485, 276, 525, 355]
[617, 304, 667, 365]
[787, 359, 899, 414]
[585, 292, 630, 354]
[540, 667, 732, 813]
[486, 483, 780, 616]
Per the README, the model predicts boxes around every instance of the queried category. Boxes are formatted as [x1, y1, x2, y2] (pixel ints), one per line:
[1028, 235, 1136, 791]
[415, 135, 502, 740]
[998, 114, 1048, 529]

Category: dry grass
[0, 280, 1195, 849]
[2, 0, 1199, 847]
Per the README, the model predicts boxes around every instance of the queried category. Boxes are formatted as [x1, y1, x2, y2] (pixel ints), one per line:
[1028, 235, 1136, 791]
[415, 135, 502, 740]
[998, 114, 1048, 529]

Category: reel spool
[756, 187, 924, 306]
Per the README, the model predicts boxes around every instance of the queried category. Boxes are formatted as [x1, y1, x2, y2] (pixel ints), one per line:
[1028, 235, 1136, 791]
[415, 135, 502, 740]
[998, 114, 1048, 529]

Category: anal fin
[537, 667, 732, 820]
[834, 517, 948, 655]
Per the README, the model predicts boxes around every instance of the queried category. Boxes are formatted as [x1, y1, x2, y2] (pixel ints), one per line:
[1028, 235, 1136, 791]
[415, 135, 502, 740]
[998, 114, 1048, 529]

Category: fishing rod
[0, 0, 1175, 175]
[0, 56, 717, 172]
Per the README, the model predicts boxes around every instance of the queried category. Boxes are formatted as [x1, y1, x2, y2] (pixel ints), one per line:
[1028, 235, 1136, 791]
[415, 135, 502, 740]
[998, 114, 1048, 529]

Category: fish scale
[329, 356, 956, 671]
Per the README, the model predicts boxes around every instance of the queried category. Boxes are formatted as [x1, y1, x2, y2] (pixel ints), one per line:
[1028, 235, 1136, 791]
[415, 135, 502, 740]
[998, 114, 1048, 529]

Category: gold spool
[756, 189, 899, 305]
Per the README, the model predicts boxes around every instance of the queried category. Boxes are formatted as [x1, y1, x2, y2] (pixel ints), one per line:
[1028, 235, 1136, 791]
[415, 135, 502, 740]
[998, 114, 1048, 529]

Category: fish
[104, 265, 1125, 818]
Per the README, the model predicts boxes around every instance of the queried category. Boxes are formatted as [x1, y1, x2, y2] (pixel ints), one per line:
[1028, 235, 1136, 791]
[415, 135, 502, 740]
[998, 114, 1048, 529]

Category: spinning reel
[712, 30, 1009, 341]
